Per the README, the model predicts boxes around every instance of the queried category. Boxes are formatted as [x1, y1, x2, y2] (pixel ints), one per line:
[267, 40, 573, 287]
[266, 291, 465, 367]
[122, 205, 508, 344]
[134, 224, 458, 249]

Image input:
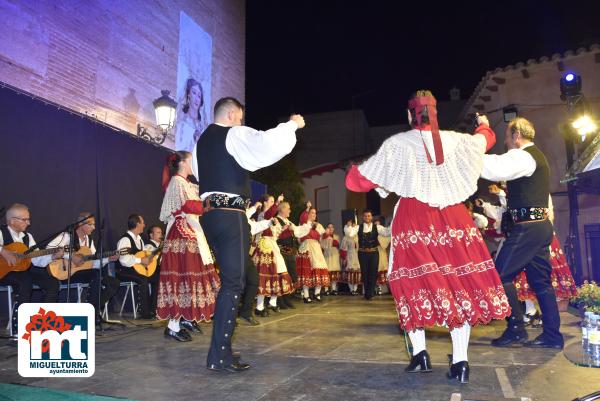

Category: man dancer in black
[481, 117, 563, 349]
[194, 97, 304, 372]
[345, 209, 390, 300]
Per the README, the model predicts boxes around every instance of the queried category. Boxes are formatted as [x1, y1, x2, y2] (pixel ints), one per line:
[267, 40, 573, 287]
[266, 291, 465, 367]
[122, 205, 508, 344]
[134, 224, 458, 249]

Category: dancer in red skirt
[253, 194, 294, 315]
[296, 202, 331, 303]
[321, 223, 341, 295]
[157, 151, 221, 341]
[346, 90, 510, 383]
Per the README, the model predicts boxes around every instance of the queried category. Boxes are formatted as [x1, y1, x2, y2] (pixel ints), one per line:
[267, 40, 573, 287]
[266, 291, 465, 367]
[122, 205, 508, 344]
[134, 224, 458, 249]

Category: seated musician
[116, 214, 157, 319]
[0, 203, 62, 337]
[46, 212, 120, 324]
[145, 225, 163, 250]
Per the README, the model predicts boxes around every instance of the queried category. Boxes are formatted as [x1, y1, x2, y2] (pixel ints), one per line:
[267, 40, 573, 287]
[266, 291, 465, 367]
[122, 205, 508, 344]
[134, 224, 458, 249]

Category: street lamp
[137, 90, 177, 145]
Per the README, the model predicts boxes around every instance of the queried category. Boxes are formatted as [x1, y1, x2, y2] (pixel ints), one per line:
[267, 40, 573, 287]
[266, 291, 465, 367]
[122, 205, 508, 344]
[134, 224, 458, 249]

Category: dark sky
[245, 0, 600, 128]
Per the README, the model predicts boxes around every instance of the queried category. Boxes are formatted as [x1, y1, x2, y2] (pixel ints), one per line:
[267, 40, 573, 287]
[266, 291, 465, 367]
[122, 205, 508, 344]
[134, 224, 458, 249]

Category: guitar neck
[82, 248, 122, 262]
[18, 247, 62, 260]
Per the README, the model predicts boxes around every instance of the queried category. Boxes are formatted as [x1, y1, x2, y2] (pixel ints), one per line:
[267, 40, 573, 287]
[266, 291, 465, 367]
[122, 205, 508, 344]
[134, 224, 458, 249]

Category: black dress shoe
[330, 290, 338, 296]
[303, 297, 312, 304]
[405, 350, 432, 373]
[491, 327, 528, 347]
[313, 294, 322, 302]
[267, 304, 281, 313]
[207, 361, 251, 373]
[180, 319, 203, 334]
[523, 334, 563, 349]
[239, 314, 260, 325]
[255, 308, 269, 317]
[447, 361, 469, 383]
[164, 327, 192, 342]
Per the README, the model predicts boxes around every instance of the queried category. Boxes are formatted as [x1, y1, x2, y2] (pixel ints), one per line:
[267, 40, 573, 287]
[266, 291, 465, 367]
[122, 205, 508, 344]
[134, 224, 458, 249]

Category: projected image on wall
[175, 11, 213, 151]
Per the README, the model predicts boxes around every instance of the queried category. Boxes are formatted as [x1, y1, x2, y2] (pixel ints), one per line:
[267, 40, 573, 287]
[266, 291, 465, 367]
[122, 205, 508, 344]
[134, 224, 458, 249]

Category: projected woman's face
[188, 84, 202, 111]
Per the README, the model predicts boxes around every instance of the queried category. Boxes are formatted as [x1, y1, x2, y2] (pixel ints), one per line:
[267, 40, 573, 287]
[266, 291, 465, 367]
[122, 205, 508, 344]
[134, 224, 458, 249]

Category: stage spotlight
[572, 115, 597, 140]
[560, 72, 582, 100]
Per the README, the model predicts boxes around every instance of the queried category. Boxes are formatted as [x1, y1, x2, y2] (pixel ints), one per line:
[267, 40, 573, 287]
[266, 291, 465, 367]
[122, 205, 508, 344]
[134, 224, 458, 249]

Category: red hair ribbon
[408, 96, 444, 165]
[161, 153, 177, 192]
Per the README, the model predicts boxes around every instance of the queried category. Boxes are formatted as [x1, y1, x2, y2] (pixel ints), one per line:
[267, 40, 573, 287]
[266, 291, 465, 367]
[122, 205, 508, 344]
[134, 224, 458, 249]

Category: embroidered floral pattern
[392, 224, 483, 252]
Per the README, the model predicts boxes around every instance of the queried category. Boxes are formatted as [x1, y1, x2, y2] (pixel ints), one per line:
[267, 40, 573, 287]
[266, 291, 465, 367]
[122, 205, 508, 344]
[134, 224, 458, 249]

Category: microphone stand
[96, 218, 125, 333]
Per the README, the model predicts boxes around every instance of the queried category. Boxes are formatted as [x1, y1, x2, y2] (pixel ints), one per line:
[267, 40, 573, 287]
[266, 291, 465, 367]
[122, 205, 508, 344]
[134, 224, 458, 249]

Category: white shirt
[144, 240, 161, 251]
[344, 223, 391, 238]
[481, 142, 537, 182]
[192, 121, 299, 199]
[47, 232, 109, 269]
[117, 231, 144, 267]
[0, 226, 52, 267]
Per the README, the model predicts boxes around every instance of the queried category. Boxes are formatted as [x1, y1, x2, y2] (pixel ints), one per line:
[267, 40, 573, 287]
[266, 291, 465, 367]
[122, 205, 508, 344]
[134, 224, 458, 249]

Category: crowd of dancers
[1, 92, 576, 382]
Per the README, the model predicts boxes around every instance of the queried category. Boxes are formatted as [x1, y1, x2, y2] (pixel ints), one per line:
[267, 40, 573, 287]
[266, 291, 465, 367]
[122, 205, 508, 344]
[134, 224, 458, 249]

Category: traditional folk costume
[321, 232, 341, 294]
[156, 174, 221, 334]
[194, 120, 299, 371]
[341, 233, 361, 295]
[253, 204, 294, 313]
[296, 211, 330, 302]
[481, 137, 564, 349]
[345, 222, 391, 300]
[376, 234, 391, 290]
[346, 94, 509, 382]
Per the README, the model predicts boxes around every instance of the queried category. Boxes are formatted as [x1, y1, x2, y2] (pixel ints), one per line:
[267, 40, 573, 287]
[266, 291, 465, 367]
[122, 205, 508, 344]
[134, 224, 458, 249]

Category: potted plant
[571, 281, 600, 317]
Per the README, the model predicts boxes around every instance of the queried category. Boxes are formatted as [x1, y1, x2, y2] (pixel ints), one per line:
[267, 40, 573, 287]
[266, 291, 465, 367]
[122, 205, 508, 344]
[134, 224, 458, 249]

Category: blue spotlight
[560, 72, 582, 100]
[565, 73, 575, 82]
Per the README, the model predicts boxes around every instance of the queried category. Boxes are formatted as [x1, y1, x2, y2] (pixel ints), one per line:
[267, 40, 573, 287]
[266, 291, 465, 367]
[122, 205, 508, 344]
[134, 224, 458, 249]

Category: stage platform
[0, 295, 597, 401]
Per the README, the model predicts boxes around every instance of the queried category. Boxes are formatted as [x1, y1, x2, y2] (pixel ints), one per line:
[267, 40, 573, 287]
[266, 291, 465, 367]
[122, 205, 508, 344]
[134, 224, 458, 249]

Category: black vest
[507, 145, 550, 209]
[358, 224, 379, 249]
[116, 233, 142, 270]
[1, 225, 30, 247]
[196, 124, 251, 197]
[276, 217, 296, 248]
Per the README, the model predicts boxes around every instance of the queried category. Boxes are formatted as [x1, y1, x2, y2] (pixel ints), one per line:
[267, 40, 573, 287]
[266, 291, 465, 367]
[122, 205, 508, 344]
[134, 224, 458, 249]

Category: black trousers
[495, 219, 562, 343]
[0, 268, 59, 334]
[201, 209, 249, 366]
[65, 267, 120, 315]
[239, 255, 258, 318]
[358, 251, 379, 300]
[116, 266, 158, 317]
[281, 251, 298, 283]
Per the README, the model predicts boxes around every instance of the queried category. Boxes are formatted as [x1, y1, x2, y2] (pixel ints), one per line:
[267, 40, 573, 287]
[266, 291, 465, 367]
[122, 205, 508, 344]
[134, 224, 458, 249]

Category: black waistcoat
[1, 225, 30, 247]
[507, 145, 550, 209]
[196, 124, 250, 197]
[358, 224, 379, 249]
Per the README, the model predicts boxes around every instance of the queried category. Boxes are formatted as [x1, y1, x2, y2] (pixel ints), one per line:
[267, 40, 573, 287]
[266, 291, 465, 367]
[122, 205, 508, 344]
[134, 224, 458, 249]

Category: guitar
[47, 246, 130, 280]
[132, 246, 162, 277]
[0, 243, 68, 280]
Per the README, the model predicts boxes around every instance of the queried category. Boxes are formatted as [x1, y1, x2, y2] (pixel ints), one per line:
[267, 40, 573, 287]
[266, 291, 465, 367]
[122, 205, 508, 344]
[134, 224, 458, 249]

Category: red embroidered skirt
[377, 271, 388, 285]
[329, 271, 342, 282]
[388, 198, 510, 331]
[156, 217, 221, 322]
[342, 270, 362, 285]
[296, 252, 331, 288]
[254, 248, 294, 296]
[515, 234, 577, 300]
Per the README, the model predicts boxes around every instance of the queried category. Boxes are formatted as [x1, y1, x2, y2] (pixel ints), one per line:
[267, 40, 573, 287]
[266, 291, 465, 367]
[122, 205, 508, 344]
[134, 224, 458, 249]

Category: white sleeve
[30, 234, 53, 268]
[473, 213, 488, 229]
[481, 201, 503, 221]
[292, 223, 311, 239]
[344, 225, 359, 237]
[117, 237, 140, 267]
[481, 149, 536, 181]
[376, 225, 391, 237]
[246, 206, 257, 219]
[225, 121, 298, 172]
[548, 195, 555, 223]
[191, 143, 199, 182]
[315, 223, 325, 235]
[249, 219, 273, 236]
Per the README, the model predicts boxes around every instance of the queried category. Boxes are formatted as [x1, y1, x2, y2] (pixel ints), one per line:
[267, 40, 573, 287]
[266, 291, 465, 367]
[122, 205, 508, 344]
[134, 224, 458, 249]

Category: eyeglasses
[12, 217, 31, 223]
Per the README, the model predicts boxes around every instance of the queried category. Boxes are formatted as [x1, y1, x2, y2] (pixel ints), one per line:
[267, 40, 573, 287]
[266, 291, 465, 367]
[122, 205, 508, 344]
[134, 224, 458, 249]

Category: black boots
[404, 350, 432, 373]
[447, 361, 469, 384]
